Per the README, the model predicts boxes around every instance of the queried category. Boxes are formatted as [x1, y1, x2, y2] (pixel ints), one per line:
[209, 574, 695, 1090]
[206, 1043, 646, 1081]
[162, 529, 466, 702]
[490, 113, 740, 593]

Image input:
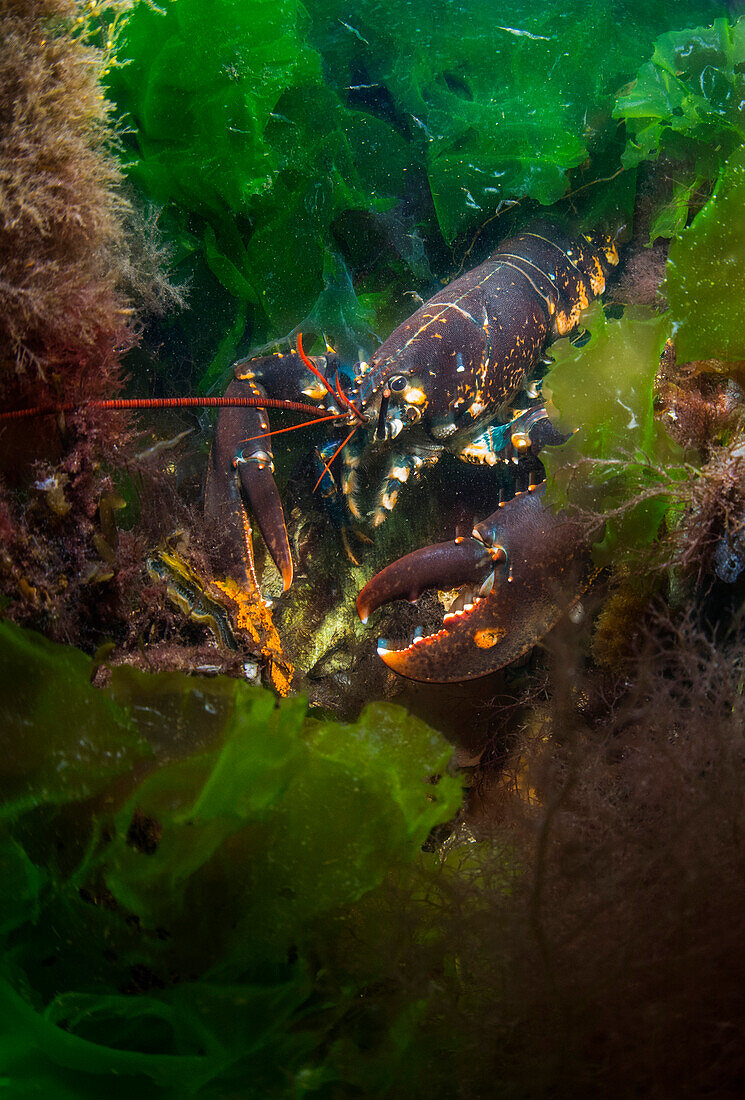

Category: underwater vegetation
[0, 620, 461, 1095]
[5, 613, 745, 1094]
[105, 0, 729, 382]
[0, 0, 136, 640]
[0, 0, 189, 657]
[5, 0, 745, 1095]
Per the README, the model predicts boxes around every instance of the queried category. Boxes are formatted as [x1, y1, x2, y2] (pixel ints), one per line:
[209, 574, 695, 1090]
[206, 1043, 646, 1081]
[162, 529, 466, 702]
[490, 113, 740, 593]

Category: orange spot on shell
[473, 626, 506, 649]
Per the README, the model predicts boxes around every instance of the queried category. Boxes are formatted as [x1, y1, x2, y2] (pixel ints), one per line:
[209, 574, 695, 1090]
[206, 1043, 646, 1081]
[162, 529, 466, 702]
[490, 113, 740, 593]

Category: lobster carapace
[207, 221, 618, 682]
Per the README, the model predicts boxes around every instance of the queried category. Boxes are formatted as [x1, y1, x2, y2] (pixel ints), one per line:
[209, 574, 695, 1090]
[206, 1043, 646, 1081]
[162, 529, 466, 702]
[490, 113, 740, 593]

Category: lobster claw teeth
[361, 485, 590, 682]
[356, 538, 497, 624]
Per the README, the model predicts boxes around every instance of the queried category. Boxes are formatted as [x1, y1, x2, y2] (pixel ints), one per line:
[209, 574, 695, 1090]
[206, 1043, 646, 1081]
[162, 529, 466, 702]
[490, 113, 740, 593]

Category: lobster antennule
[296, 332, 366, 425]
[313, 425, 359, 493]
[239, 412, 344, 446]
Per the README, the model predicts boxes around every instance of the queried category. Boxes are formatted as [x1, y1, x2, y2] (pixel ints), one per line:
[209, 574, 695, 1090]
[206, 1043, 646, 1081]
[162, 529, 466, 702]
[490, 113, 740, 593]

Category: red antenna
[1, 337, 364, 482]
[0, 394, 343, 422]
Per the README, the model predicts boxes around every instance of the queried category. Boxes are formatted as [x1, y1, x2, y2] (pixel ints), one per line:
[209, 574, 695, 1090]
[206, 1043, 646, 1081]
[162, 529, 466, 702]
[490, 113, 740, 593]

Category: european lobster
[205, 221, 619, 683]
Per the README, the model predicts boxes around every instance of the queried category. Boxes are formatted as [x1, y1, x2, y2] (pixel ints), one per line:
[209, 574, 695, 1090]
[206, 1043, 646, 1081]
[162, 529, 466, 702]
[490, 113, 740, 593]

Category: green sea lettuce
[666, 142, 745, 361]
[543, 303, 684, 560]
[106, 0, 728, 386]
[616, 17, 745, 171]
[310, 0, 728, 242]
[0, 622, 148, 820]
[107, 0, 411, 378]
[614, 17, 745, 240]
[0, 623, 461, 1094]
[101, 688, 459, 972]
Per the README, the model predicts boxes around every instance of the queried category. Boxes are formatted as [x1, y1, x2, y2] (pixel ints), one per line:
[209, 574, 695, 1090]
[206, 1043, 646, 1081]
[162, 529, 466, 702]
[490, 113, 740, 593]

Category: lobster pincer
[356, 485, 589, 683]
[205, 340, 368, 592]
[204, 344, 345, 590]
[204, 372, 293, 591]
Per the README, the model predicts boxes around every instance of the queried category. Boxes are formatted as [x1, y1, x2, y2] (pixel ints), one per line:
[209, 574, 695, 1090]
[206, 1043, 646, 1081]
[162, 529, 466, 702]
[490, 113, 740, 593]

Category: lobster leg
[205, 376, 293, 592]
[314, 437, 365, 564]
[369, 443, 442, 527]
[340, 435, 366, 520]
[357, 484, 589, 682]
[455, 406, 569, 467]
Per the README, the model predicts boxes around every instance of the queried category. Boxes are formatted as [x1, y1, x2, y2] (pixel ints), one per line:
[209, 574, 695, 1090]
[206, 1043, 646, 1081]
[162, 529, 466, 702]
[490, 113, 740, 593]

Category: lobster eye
[405, 405, 421, 423]
[389, 375, 407, 393]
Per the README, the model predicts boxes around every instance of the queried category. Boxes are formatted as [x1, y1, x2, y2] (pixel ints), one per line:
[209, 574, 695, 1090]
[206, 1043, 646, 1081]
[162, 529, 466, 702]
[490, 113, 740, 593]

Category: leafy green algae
[666, 143, 745, 361]
[339, 0, 722, 241]
[0, 622, 149, 820]
[537, 15, 745, 566]
[543, 304, 685, 560]
[107, 0, 411, 377]
[614, 17, 745, 242]
[107, 0, 727, 382]
[546, 305, 672, 463]
[615, 18, 745, 173]
[0, 622, 461, 1095]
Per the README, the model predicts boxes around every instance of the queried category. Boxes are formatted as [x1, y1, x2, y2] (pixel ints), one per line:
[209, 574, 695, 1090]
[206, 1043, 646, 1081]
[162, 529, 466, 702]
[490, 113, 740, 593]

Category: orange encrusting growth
[212, 577, 293, 696]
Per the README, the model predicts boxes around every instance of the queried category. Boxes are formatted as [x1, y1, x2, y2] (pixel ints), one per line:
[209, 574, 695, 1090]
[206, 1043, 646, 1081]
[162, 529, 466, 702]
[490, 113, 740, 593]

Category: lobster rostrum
[206, 221, 619, 682]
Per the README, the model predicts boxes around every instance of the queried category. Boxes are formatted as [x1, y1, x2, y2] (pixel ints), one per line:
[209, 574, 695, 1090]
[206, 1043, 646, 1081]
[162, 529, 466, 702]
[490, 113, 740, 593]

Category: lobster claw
[204, 376, 293, 592]
[356, 485, 589, 682]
